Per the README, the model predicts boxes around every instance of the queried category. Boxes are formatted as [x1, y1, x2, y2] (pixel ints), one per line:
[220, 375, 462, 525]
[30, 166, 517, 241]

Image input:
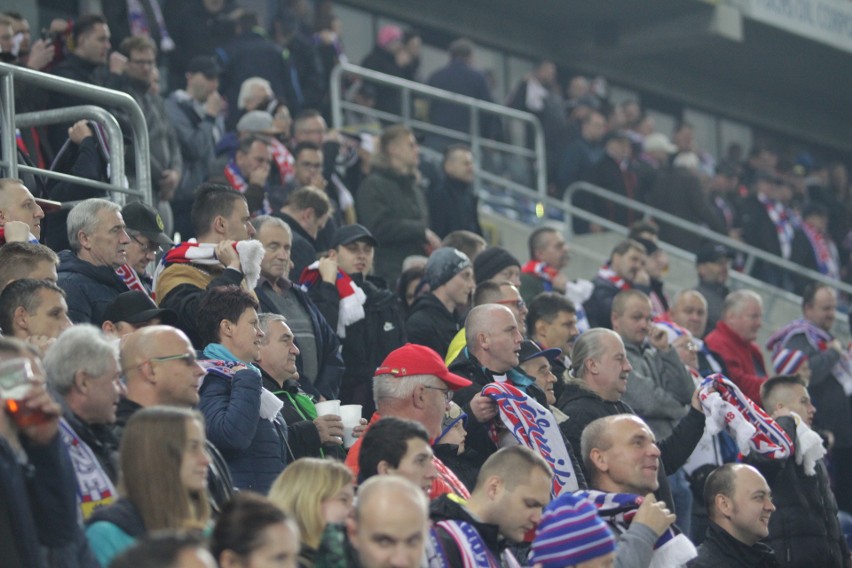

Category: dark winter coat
[405, 293, 462, 359]
[689, 522, 779, 568]
[57, 250, 130, 325]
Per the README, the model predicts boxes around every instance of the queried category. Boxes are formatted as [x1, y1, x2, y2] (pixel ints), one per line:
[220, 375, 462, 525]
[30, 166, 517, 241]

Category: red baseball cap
[374, 343, 472, 390]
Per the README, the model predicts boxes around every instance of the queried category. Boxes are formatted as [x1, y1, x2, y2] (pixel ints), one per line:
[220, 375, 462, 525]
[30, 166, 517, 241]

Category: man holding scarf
[766, 283, 852, 514]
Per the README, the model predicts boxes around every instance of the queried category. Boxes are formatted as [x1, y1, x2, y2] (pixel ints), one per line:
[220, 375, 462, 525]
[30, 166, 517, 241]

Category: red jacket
[705, 321, 767, 404]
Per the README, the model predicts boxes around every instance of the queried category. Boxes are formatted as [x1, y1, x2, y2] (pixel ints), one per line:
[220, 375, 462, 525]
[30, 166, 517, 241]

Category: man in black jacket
[430, 446, 551, 567]
[406, 247, 474, 357]
[746, 375, 851, 568]
[690, 464, 779, 568]
[251, 215, 343, 400]
[309, 224, 406, 418]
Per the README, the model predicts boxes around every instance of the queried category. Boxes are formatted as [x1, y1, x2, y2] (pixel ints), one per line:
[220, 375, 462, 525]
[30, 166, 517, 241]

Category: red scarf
[269, 139, 295, 183]
[521, 260, 560, 292]
[115, 264, 147, 294]
[299, 262, 365, 337]
[801, 221, 839, 279]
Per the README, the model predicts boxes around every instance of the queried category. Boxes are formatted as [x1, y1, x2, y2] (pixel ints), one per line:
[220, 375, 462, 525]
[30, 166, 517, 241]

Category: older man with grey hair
[44, 325, 123, 518]
[557, 328, 706, 513]
[57, 198, 132, 325]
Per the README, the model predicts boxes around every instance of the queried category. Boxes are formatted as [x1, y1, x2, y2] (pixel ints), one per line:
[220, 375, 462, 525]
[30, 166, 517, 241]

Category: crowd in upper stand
[1, 2, 852, 568]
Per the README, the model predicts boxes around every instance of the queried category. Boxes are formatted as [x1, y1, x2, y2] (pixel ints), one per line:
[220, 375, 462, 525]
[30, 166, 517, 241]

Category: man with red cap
[345, 343, 497, 498]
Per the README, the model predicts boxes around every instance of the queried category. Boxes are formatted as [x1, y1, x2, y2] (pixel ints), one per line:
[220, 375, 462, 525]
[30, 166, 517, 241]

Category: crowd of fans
[2, 2, 852, 568]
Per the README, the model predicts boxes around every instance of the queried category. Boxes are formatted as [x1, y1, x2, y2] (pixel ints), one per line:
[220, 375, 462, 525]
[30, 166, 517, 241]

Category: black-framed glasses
[130, 233, 160, 253]
[423, 385, 453, 402]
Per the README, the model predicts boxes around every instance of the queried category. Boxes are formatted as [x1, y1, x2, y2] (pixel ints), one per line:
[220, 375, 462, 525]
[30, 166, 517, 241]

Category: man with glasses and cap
[119, 201, 173, 295]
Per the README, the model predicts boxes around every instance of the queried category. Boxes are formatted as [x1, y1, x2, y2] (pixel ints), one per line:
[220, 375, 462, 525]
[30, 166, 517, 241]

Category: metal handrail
[329, 61, 547, 197]
[0, 61, 151, 205]
[563, 181, 852, 297]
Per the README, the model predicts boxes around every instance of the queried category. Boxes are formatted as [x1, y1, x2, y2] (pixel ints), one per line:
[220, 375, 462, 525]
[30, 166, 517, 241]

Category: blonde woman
[85, 407, 211, 567]
[268, 458, 354, 567]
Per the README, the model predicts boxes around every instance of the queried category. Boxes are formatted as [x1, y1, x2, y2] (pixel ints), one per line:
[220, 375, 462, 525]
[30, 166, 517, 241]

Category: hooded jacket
[405, 293, 462, 358]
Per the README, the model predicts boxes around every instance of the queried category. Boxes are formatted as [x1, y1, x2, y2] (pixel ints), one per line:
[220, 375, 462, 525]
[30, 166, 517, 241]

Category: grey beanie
[424, 247, 472, 290]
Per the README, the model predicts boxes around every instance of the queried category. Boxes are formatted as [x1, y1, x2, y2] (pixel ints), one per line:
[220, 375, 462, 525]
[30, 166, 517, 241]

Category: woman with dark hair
[212, 492, 300, 568]
[197, 285, 288, 493]
[396, 265, 425, 317]
[85, 406, 211, 567]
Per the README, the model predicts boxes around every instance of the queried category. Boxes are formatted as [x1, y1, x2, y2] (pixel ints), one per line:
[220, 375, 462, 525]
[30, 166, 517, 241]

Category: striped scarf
[758, 192, 796, 259]
[801, 221, 840, 279]
[152, 239, 265, 293]
[596, 263, 631, 291]
[575, 490, 696, 568]
[766, 319, 852, 395]
[699, 373, 793, 459]
[521, 260, 559, 292]
[429, 519, 520, 568]
[299, 262, 366, 338]
[482, 382, 579, 497]
[115, 264, 147, 294]
[59, 419, 117, 520]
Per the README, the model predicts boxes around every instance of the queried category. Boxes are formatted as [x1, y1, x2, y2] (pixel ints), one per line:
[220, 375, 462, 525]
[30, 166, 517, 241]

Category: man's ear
[377, 460, 392, 476]
[715, 493, 733, 518]
[485, 475, 503, 501]
[589, 448, 607, 474]
[212, 214, 227, 236]
[13, 306, 29, 332]
[412, 383, 427, 410]
[73, 369, 89, 393]
[327, 248, 339, 262]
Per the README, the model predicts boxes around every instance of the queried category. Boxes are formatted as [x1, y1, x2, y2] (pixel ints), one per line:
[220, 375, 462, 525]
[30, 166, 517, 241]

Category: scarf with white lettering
[801, 221, 840, 279]
[115, 264, 147, 294]
[126, 0, 174, 52]
[758, 192, 795, 259]
[429, 518, 520, 568]
[59, 419, 117, 520]
[482, 382, 579, 497]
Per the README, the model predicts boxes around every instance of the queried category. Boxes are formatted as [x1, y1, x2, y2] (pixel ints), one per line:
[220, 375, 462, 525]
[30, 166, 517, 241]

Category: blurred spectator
[406, 247, 473, 357]
[586, 130, 637, 229]
[704, 290, 767, 404]
[102, 0, 174, 61]
[560, 109, 606, 215]
[669, 289, 728, 378]
[526, 292, 579, 394]
[216, 12, 299, 122]
[210, 134, 271, 215]
[120, 201, 173, 294]
[519, 226, 570, 303]
[740, 142, 778, 189]
[790, 203, 841, 294]
[441, 231, 486, 263]
[108, 532, 216, 568]
[426, 39, 499, 150]
[165, 0, 238, 96]
[44, 325, 122, 517]
[694, 243, 732, 335]
[706, 159, 741, 238]
[630, 234, 669, 318]
[277, 186, 332, 280]
[356, 125, 440, 285]
[0, 242, 59, 293]
[633, 132, 676, 202]
[0, 178, 45, 245]
[211, 493, 300, 568]
[57, 199, 132, 325]
[115, 36, 182, 235]
[269, 141, 325, 217]
[251, 215, 343, 401]
[164, 55, 225, 239]
[0, 338, 79, 568]
[100, 291, 176, 339]
[0, 279, 71, 346]
[397, 265, 425, 316]
[427, 145, 482, 239]
[84, 407, 210, 566]
[272, 10, 325, 113]
[154, 184, 257, 348]
[359, 25, 411, 116]
[584, 239, 648, 329]
[225, 76, 275, 132]
[196, 285, 287, 493]
[473, 246, 521, 286]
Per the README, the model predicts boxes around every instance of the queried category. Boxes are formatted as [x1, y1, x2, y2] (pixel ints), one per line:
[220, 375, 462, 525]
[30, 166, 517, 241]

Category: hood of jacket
[58, 249, 126, 289]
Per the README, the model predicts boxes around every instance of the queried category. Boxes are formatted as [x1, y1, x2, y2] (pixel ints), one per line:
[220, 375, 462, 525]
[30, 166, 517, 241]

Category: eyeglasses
[423, 385, 453, 402]
[148, 353, 198, 365]
[130, 233, 161, 254]
[495, 298, 527, 310]
[675, 341, 699, 352]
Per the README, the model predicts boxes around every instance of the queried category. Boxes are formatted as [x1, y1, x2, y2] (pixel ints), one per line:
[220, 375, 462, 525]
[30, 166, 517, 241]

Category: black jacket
[430, 494, 505, 564]
[584, 275, 651, 329]
[256, 280, 345, 401]
[426, 177, 482, 239]
[57, 250, 130, 325]
[277, 211, 319, 283]
[689, 522, 779, 568]
[556, 382, 706, 511]
[746, 416, 850, 568]
[406, 293, 462, 358]
[62, 407, 120, 484]
[112, 398, 235, 518]
[309, 274, 407, 418]
[86, 498, 146, 538]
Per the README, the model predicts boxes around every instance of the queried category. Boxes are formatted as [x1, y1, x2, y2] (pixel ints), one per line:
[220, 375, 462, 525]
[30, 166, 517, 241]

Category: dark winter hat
[102, 291, 177, 326]
[423, 247, 471, 290]
[473, 246, 520, 285]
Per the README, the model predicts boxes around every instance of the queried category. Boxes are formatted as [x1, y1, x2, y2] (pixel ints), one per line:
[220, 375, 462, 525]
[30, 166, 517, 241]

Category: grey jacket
[164, 90, 220, 200]
[622, 341, 695, 440]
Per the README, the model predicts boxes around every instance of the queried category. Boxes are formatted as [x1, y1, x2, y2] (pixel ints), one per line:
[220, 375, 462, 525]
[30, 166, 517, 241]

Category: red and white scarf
[699, 373, 793, 460]
[115, 264, 147, 294]
[269, 138, 295, 183]
[299, 262, 365, 338]
[767, 319, 852, 395]
[596, 263, 631, 291]
[801, 221, 840, 279]
[152, 239, 265, 291]
[223, 161, 271, 215]
[433, 457, 471, 500]
[521, 260, 561, 292]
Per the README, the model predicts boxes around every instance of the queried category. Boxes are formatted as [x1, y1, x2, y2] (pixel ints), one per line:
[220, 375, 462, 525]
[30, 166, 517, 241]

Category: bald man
[347, 476, 430, 568]
[116, 325, 234, 513]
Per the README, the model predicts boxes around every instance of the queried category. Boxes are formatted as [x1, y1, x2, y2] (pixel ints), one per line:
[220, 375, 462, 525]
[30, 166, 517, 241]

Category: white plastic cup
[315, 399, 341, 416]
[340, 404, 363, 448]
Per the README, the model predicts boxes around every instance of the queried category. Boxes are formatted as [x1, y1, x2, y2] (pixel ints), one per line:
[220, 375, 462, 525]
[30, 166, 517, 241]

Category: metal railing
[329, 61, 547, 198]
[0, 61, 152, 205]
[562, 181, 852, 299]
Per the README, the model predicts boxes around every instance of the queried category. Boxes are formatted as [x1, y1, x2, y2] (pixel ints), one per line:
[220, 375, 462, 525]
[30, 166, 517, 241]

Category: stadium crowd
[2, 1, 852, 567]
